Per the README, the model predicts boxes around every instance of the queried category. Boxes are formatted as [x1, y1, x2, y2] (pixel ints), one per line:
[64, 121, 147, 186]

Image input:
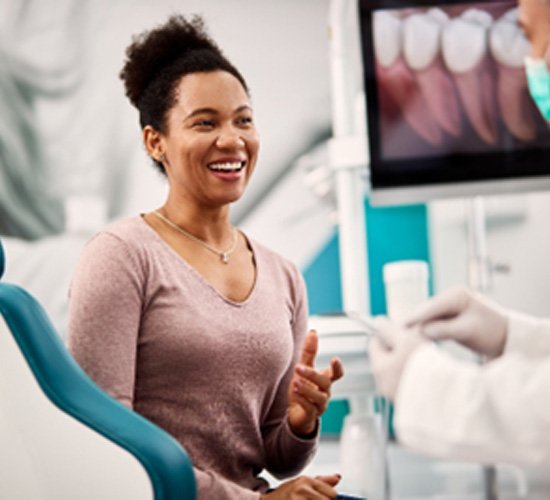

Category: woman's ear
[143, 125, 164, 161]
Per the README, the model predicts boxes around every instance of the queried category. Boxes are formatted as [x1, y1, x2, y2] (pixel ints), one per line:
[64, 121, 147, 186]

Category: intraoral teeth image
[442, 8, 499, 146]
[403, 8, 463, 139]
[372, 2, 546, 157]
[374, 11, 444, 147]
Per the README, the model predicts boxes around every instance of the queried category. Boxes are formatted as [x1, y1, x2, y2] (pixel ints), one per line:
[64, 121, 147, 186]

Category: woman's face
[160, 70, 259, 209]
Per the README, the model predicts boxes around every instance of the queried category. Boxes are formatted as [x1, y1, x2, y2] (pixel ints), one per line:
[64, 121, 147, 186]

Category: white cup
[383, 260, 429, 324]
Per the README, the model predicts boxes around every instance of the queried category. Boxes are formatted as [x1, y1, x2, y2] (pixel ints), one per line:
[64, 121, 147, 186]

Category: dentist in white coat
[368, 0, 550, 468]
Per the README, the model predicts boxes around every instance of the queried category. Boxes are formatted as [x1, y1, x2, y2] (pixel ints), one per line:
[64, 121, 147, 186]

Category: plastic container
[339, 410, 385, 498]
[383, 260, 429, 324]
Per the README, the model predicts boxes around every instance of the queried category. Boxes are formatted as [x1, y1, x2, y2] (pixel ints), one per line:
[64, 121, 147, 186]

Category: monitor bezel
[359, 0, 550, 206]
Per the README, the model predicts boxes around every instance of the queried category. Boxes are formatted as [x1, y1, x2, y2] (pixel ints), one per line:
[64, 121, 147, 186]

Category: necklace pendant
[221, 252, 229, 264]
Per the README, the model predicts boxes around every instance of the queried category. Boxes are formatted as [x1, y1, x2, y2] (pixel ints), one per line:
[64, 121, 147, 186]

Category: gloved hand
[368, 317, 426, 400]
[406, 286, 509, 359]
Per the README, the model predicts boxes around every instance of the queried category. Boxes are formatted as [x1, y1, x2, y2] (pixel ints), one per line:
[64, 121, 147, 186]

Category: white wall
[429, 190, 550, 317]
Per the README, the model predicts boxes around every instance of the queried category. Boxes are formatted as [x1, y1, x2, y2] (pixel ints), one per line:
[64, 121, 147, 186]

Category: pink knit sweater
[68, 216, 317, 499]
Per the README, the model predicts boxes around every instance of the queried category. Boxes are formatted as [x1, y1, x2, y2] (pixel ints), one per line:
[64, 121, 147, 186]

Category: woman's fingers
[329, 357, 344, 381]
[292, 356, 344, 419]
[311, 477, 338, 498]
[299, 329, 319, 367]
[294, 378, 329, 410]
[295, 365, 331, 391]
[315, 474, 342, 487]
[262, 475, 338, 499]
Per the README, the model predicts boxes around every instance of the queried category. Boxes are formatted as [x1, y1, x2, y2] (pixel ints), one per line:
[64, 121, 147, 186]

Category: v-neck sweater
[68, 216, 317, 499]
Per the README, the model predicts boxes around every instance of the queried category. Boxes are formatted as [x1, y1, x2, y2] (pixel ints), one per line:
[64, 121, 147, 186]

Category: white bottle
[383, 260, 429, 324]
[339, 398, 385, 498]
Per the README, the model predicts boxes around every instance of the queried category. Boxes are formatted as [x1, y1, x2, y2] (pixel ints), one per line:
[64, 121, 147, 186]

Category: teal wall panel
[365, 200, 432, 315]
[303, 231, 342, 316]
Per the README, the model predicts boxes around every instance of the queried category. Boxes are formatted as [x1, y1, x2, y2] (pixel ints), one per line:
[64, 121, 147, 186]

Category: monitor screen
[359, 0, 550, 205]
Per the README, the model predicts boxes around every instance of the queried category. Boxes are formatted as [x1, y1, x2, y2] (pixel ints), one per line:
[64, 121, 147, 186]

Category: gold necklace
[153, 210, 238, 264]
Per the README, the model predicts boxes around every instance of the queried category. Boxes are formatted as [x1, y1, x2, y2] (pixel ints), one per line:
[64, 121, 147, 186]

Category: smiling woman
[67, 14, 344, 500]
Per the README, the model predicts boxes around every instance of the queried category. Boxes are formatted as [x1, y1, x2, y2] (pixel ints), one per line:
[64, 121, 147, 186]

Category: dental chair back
[0, 238, 195, 499]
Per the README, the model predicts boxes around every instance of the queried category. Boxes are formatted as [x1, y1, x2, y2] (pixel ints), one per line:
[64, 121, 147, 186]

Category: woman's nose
[216, 127, 245, 149]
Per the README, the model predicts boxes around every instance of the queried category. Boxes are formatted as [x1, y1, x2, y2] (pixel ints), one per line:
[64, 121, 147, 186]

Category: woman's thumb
[315, 474, 341, 486]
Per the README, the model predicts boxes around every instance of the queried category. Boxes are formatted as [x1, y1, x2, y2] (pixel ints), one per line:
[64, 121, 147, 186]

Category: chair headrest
[0, 239, 4, 279]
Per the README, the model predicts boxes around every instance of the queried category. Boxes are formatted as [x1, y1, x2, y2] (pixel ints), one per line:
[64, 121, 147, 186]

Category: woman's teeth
[208, 162, 244, 172]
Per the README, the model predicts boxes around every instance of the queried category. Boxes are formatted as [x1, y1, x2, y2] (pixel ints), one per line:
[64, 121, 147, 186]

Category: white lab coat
[394, 311, 550, 467]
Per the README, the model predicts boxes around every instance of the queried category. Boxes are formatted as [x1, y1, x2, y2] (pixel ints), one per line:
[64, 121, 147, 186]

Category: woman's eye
[194, 119, 215, 128]
[237, 116, 253, 126]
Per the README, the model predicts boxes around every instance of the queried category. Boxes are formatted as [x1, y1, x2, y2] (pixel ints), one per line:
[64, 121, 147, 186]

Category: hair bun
[120, 15, 223, 108]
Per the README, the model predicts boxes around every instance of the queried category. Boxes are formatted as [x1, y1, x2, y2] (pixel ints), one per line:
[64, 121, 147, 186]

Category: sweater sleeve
[504, 310, 550, 358]
[68, 232, 144, 407]
[261, 269, 319, 479]
[394, 343, 550, 467]
[194, 469, 262, 500]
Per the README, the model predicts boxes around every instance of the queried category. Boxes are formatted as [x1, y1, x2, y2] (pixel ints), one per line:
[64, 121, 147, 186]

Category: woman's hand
[260, 474, 341, 499]
[288, 330, 344, 437]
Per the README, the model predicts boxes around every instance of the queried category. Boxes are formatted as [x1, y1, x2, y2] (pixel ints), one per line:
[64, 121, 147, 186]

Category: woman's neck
[159, 201, 232, 245]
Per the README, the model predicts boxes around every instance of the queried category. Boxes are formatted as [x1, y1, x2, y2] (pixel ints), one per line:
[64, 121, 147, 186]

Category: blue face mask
[525, 57, 550, 122]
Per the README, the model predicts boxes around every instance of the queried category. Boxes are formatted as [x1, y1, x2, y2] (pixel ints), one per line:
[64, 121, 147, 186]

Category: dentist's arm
[406, 287, 550, 359]
[367, 318, 425, 400]
[368, 317, 550, 467]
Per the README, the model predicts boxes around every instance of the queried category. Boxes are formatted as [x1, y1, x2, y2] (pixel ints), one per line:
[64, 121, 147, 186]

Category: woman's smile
[207, 157, 247, 180]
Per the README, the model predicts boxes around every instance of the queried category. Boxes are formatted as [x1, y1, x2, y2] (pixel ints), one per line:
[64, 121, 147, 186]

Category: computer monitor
[359, 0, 550, 205]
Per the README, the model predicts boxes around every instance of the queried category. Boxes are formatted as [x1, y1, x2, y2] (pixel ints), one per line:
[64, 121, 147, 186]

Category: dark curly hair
[119, 15, 249, 173]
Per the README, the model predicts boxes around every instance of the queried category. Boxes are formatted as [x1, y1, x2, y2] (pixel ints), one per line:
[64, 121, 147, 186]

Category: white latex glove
[368, 317, 426, 400]
[406, 287, 509, 359]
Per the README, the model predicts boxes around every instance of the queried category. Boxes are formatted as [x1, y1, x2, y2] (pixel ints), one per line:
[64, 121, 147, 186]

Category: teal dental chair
[0, 238, 196, 499]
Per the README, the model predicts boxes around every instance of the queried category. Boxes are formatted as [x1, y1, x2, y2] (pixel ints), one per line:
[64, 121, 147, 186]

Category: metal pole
[328, 0, 370, 317]
[466, 196, 498, 500]
[329, 2, 390, 499]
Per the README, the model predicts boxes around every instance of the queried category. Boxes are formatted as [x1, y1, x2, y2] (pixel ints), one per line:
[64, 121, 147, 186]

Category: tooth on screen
[502, 7, 520, 23]
[376, 57, 444, 146]
[489, 9, 530, 67]
[442, 16, 488, 73]
[427, 7, 449, 25]
[442, 9, 499, 145]
[460, 8, 493, 28]
[402, 9, 461, 137]
[490, 8, 537, 141]
[373, 11, 402, 68]
[403, 13, 442, 71]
